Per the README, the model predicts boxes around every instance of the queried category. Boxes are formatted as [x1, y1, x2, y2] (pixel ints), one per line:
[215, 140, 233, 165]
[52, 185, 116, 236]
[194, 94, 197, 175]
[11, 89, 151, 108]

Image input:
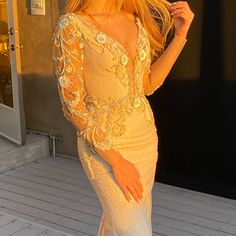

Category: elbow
[143, 71, 162, 96]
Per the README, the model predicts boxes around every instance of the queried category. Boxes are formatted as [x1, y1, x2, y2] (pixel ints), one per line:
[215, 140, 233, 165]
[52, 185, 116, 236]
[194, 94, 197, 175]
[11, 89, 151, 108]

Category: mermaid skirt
[77, 108, 159, 235]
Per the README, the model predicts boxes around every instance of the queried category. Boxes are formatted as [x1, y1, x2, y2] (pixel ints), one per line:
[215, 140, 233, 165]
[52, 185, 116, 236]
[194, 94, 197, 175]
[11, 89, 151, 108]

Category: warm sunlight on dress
[52, 12, 160, 235]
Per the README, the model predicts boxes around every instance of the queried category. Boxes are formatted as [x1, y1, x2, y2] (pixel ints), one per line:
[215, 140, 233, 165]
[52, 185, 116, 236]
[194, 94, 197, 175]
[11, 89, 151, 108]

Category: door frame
[0, 0, 26, 145]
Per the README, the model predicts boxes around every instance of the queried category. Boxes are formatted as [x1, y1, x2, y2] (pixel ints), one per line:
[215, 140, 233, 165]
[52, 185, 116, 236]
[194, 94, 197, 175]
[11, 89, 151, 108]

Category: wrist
[173, 34, 188, 46]
[109, 152, 125, 168]
[174, 33, 187, 40]
[94, 147, 125, 167]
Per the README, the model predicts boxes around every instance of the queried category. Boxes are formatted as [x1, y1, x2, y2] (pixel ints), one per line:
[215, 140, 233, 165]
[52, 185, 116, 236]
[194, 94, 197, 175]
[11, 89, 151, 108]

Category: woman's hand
[170, 1, 194, 38]
[110, 157, 143, 203]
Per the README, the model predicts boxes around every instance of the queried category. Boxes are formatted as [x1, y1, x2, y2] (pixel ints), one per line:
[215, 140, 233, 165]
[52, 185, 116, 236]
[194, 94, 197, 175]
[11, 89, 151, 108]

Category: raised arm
[143, 34, 187, 96]
[52, 14, 122, 166]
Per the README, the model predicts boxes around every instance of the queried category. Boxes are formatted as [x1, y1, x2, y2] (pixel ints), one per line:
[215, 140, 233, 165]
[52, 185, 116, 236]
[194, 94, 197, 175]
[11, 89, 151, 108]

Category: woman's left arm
[143, 1, 194, 96]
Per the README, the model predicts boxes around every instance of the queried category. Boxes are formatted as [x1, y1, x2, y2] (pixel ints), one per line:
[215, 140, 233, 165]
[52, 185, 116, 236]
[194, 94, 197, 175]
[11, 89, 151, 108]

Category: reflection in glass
[0, 0, 13, 108]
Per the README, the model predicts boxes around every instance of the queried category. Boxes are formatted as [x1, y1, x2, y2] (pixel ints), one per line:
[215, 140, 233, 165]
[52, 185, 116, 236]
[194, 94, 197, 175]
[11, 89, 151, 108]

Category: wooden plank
[0, 212, 16, 227]
[155, 182, 236, 209]
[9, 224, 47, 236]
[0, 198, 98, 235]
[152, 206, 236, 235]
[11, 163, 94, 192]
[0, 188, 100, 226]
[0, 211, 75, 236]
[154, 214, 236, 236]
[2, 170, 96, 198]
[37, 157, 83, 173]
[0, 181, 102, 217]
[0, 209, 88, 236]
[153, 190, 236, 218]
[0, 174, 100, 207]
[19, 161, 88, 181]
[0, 218, 30, 236]
[153, 223, 201, 236]
[154, 197, 236, 226]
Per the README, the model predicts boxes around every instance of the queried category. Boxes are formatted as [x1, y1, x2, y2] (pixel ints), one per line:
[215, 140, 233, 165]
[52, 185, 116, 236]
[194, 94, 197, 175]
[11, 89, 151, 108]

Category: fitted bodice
[52, 12, 156, 151]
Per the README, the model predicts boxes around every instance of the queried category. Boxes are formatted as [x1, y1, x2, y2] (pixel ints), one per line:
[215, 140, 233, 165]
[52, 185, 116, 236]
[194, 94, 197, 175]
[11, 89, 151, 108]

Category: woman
[52, 0, 194, 235]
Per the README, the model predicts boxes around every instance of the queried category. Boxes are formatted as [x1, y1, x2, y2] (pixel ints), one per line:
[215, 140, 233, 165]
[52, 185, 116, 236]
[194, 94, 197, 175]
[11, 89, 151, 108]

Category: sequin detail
[96, 33, 108, 44]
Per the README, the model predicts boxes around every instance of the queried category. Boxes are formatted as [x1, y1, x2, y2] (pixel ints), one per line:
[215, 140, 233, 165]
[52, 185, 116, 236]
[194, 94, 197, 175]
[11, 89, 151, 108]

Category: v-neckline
[72, 12, 141, 64]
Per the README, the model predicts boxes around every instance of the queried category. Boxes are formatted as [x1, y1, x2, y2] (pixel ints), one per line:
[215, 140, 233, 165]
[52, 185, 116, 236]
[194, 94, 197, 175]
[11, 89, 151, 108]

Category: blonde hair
[63, 0, 175, 62]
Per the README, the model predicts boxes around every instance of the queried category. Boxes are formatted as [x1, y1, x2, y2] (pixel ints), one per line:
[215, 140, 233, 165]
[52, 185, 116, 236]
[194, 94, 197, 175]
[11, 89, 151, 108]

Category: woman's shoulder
[52, 12, 86, 42]
[58, 11, 91, 28]
[57, 12, 76, 25]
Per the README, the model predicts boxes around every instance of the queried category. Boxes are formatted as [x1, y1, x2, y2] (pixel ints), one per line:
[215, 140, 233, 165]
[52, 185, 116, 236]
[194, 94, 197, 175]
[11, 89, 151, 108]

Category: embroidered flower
[66, 91, 81, 111]
[120, 54, 129, 65]
[112, 42, 118, 49]
[86, 102, 95, 112]
[101, 126, 107, 132]
[58, 75, 70, 88]
[72, 91, 81, 103]
[96, 33, 107, 44]
[65, 63, 72, 73]
[133, 97, 141, 108]
[59, 17, 69, 29]
[138, 49, 146, 61]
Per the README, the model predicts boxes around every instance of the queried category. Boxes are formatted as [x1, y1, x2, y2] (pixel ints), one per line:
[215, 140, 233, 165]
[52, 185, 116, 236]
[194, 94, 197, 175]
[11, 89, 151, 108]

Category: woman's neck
[85, 0, 116, 14]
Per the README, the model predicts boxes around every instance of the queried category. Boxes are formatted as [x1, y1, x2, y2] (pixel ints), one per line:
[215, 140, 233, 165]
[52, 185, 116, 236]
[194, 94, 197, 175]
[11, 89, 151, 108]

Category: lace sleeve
[52, 14, 112, 153]
[143, 34, 187, 96]
[142, 65, 162, 96]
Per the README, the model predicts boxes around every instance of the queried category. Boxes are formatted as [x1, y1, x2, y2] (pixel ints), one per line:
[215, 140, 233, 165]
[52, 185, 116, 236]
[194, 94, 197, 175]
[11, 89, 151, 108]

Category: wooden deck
[0, 156, 236, 236]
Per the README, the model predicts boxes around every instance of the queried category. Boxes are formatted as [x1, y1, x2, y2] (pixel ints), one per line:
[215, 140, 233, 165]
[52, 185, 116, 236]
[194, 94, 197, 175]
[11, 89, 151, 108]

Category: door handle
[10, 44, 15, 51]
[8, 27, 14, 36]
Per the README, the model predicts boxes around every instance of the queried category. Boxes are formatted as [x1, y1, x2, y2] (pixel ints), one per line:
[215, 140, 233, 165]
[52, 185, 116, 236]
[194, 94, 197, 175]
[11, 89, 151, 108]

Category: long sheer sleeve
[143, 34, 187, 96]
[52, 14, 112, 153]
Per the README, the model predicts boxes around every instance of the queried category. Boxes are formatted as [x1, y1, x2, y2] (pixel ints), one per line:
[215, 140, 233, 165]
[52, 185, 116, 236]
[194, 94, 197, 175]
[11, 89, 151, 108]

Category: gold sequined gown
[52, 12, 161, 236]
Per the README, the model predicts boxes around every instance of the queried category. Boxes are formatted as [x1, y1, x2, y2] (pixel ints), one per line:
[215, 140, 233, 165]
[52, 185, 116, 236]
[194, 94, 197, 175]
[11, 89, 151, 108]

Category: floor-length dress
[52, 12, 161, 235]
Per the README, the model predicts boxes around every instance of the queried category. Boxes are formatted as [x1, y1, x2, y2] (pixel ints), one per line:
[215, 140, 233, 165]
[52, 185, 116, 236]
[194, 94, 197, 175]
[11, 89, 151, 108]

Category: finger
[124, 188, 132, 202]
[127, 184, 140, 203]
[120, 182, 132, 202]
[172, 3, 189, 8]
[173, 1, 189, 5]
[171, 8, 188, 16]
[171, 10, 192, 18]
[112, 170, 133, 202]
[172, 12, 189, 19]
[171, 2, 190, 10]
[173, 12, 192, 20]
[136, 178, 144, 193]
[131, 163, 141, 178]
[133, 180, 143, 199]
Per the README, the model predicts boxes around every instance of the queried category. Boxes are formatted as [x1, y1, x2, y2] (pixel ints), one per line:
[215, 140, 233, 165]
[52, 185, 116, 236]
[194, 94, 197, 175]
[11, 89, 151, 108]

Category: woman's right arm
[52, 14, 123, 166]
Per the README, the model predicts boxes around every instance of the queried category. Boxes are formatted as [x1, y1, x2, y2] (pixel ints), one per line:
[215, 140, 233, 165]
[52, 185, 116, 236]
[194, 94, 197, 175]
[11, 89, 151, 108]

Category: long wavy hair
[63, 0, 175, 62]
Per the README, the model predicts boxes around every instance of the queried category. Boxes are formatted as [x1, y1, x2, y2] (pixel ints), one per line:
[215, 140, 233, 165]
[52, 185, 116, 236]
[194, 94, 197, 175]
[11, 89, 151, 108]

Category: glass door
[0, 0, 26, 145]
